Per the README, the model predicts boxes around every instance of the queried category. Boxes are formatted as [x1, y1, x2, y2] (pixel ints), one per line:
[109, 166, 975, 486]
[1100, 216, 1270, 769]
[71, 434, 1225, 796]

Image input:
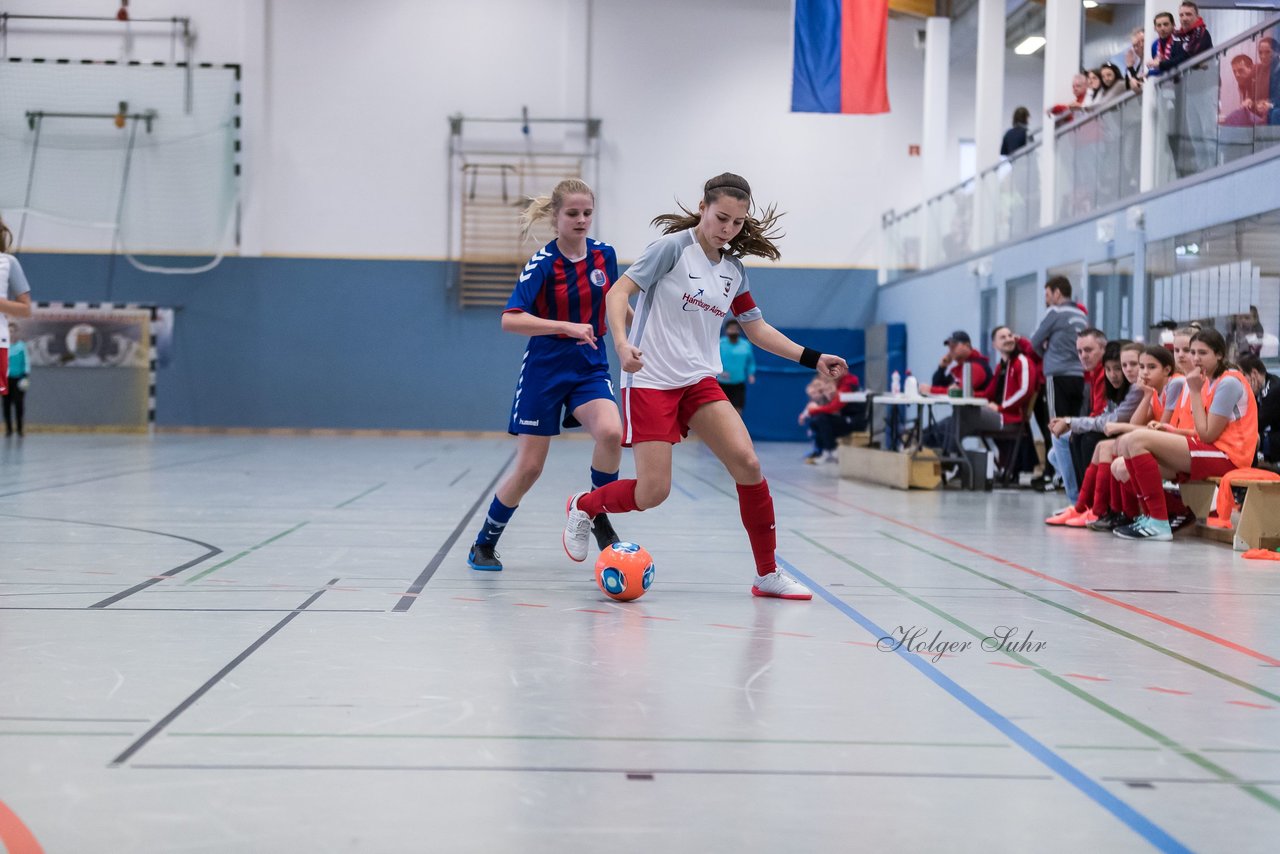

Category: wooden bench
[1179, 476, 1280, 551]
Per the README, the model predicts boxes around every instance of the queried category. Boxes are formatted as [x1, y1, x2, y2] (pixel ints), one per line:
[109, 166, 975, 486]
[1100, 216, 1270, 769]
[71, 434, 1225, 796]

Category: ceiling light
[1083, 1, 1099, 9]
[1015, 36, 1046, 55]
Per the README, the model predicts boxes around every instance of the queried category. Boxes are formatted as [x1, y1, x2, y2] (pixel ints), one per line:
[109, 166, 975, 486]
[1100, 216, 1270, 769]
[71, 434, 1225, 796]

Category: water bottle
[961, 362, 973, 398]
[903, 374, 919, 397]
[891, 371, 902, 394]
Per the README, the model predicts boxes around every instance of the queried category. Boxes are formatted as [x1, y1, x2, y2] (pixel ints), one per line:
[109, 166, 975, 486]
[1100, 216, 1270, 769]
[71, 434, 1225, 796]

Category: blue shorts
[508, 363, 616, 436]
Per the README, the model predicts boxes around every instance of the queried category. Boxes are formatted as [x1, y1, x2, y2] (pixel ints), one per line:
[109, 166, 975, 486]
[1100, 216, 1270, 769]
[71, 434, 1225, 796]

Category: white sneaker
[562, 492, 593, 562]
[822, 450, 838, 463]
[751, 570, 813, 600]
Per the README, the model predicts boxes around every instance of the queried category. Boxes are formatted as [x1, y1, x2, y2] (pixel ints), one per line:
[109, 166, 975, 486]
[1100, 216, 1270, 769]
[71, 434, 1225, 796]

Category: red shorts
[1186, 437, 1236, 480]
[620, 376, 728, 446]
[0, 348, 7, 397]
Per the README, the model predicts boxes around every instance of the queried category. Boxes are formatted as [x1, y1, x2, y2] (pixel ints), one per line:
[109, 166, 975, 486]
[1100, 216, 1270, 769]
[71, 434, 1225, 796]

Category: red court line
[576, 608, 610, 614]
[0, 800, 43, 854]
[1226, 700, 1274, 710]
[642, 616, 677, 621]
[1146, 686, 1192, 695]
[1064, 673, 1110, 682]
[514, 603, 548, 609]
[452, 597, 485, 602]
[778, 478, 1280, 666]
[774, 631, 814, 638]
[708, 623, 745, 630]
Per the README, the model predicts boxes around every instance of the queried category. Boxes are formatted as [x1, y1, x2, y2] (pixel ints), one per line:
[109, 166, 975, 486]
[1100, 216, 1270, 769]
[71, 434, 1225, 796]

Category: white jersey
[624, 231, 763, 390]
[0, 254, 33, 349]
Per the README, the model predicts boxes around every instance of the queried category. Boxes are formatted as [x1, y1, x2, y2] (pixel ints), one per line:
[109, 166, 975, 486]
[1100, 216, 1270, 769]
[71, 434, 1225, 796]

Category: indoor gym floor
[1, 434, 1277, 853]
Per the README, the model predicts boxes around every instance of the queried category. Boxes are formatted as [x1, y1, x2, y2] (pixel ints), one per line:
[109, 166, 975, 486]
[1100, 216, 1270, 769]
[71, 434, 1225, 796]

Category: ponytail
[651, 172, 785, 261]
[519, 178, 594, 241]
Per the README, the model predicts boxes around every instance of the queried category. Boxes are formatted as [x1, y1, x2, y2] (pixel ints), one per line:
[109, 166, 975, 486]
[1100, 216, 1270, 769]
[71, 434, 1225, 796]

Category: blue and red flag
[791, 0, 890, 115]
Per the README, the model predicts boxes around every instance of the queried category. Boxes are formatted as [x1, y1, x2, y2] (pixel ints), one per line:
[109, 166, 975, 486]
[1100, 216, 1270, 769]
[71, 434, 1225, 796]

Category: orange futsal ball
[594, 542, 655, 601]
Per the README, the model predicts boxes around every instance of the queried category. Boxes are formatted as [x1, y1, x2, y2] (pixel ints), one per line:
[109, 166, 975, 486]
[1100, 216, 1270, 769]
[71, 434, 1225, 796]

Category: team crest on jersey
[589, 269, 607, 288]
[720, 274, 733, 297]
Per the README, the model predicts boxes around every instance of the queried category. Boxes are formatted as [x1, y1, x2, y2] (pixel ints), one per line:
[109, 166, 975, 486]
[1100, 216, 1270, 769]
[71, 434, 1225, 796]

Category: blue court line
[670, 480, 698, 501]
[775, 555, 1192, 854]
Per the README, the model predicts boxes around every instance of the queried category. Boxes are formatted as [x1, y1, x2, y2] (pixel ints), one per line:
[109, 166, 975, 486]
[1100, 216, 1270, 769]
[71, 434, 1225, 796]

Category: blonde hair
[519, 178, 595, 241]
[651, 173, 785, 261]
[0, 216, 11, 254]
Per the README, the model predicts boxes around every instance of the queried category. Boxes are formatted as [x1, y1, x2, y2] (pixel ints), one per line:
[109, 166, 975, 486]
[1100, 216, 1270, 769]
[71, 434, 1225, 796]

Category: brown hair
[519, 178, 594, 241]
[651, 173, 784, 261]
[1120, 341, 1145, 356]
[1190, 328, 1232, 378]
[1154, 11, 1174, 26]
[0, 216, 11, 254]
[1142, 344, 1176, 372]
[1045, 275, 1072, 299]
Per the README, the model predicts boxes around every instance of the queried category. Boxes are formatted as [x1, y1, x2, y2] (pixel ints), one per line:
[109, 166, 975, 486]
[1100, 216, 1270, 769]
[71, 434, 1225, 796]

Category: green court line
[334, 482, 386, 509]
[182, 522, 309, 585]
[878, 530, 1280, 705]
[0, 731, 134, 737]
[795, 529, 1280, 814]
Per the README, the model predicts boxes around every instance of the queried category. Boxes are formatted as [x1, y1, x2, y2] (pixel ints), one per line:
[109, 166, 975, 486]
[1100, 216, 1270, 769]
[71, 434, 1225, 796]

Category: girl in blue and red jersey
[467, 179, 624, 571]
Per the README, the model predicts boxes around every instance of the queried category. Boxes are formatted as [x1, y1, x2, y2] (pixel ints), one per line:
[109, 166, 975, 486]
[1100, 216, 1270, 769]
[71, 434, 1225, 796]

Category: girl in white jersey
[0, 218, 35, 399]
[560, 174, 848, 600]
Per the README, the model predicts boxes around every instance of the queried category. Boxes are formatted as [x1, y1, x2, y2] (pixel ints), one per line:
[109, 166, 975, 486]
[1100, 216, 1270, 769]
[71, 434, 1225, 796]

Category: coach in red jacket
[983, 326, 1042, 425]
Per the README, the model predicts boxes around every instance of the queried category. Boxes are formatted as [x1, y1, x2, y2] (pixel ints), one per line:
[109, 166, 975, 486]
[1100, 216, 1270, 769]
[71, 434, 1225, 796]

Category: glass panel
[1006, 274, 1040, 339]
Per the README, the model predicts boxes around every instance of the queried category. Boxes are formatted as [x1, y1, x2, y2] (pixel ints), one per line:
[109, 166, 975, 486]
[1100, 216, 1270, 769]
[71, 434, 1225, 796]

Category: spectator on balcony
[1222, 55, 1265, 126]
[1147, 12, 1185, 78]
[1048, 74, 1089, 126]
[1081, 68, 1105, 107]
[1125, 27, 1147, 92]
[1001, 107, 1032, 157]
[1089, 63, 1127, 108]
[1256, 36, 1279, 125]
[1176, 2, 1212, 61]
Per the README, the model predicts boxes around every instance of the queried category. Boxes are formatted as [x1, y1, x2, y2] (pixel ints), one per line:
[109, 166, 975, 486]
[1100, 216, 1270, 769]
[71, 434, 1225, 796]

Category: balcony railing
[880, 14, 1280, 284]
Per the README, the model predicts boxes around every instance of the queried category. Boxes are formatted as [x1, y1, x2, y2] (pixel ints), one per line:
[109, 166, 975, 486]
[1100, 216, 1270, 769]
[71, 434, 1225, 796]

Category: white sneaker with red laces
[562, 492, 593, 562]
[751, 570, 813, 600]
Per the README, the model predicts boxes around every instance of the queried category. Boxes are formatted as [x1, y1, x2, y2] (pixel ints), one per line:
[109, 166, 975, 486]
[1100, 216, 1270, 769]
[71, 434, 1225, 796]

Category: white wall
[2, 0, 937, 266]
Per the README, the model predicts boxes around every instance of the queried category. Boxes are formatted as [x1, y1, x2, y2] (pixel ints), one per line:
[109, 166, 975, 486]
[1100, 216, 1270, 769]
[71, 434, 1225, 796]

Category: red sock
[1121, 480, 1141, 519]
[736, 480, 777, 577]
[1091, 464, 1113, 516]
[1125, 454, 1168, 521]
[576, 480, 641, 517]
[1075, 464, 1098, 513]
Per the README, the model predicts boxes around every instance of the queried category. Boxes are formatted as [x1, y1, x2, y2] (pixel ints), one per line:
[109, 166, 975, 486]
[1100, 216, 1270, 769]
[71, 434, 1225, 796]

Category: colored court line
[669, 480, 698, 500]
[181, 522, 309, 586]
[878, 531, 1280, 704]
[334, 482, 386, 508]
[167, 732, 1014, 747]
[393, 450, 516, 612]
[0, 451, 247, 499]
[775, 477, 1280, 667]
[771, 559, 1185, 854]
[786, 540, 1280, 816]
[448, 469, 471, 488]
[0, 800, 42, 854]
[109, 579, 339, 767]
[0, 731, 134, 737]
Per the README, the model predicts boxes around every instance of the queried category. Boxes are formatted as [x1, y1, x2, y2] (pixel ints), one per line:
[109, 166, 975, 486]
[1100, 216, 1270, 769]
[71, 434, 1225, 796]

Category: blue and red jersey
[504, 239, 618, 368]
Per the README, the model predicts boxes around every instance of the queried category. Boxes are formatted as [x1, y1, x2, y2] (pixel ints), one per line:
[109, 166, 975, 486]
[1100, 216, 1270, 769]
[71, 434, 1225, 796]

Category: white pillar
[238, 0, 269, 257]
[1039, 0, 1082, 228]
[972, 0, 1006, 251]
[974, 0, 1006, 172]
[1139, 0, 1161, 191]
[922, 17, 951, 197]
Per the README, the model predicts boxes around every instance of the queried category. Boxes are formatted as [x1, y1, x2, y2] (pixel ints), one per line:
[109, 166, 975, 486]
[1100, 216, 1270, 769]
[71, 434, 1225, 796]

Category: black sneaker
[467, 543, 503, 571]
[592, 513, 621, 550]
[1087, 512, 1131, 532]
[1169, 508, 1196, 533]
